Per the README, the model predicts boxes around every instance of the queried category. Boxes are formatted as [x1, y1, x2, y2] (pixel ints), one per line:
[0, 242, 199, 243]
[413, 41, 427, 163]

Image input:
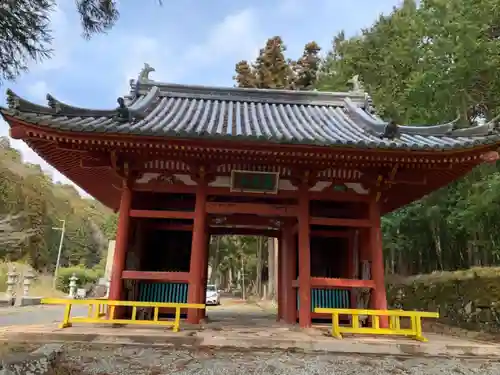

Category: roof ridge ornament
[5, 89, 53, 115]
[114, 97, 145, 123]
[380, 120, 400, 140]
[138, 63, 155, 83]
[347, 75, 364, 94]
[487, 113, 500, 134]
[46, 94, 62, 113]
[130, 63, 156, 99]
[5, 89, 20, 110]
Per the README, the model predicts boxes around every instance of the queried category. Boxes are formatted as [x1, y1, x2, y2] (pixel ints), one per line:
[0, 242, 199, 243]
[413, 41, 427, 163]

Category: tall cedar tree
[234, 61, 257, 88]
[233, 37, 320, 90]
[1, 0, 124, 82]
[254, 36, 292, 89]
[294, 42, 321, 90]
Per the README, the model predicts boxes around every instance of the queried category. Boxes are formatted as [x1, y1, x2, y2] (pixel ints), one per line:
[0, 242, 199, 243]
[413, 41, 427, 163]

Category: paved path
[0, 296, 258, 327]
[0, 305, 88, 326]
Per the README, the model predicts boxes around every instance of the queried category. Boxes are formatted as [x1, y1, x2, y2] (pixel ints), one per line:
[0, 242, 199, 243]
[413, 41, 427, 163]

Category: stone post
[68, 273, 78, 299]
[22, 270, 35, 297]
[105, 277, 111, 298]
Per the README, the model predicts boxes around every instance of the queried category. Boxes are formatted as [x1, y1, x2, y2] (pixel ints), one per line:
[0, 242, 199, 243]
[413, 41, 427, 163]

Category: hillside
[0, 136, 116, 272]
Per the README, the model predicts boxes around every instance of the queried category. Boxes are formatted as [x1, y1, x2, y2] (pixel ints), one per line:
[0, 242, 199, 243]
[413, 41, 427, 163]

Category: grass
[387, 266, 500, 286]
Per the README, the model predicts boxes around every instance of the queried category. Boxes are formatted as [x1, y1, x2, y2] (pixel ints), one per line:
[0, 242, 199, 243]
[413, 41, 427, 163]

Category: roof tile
[2, 75, 500, 150]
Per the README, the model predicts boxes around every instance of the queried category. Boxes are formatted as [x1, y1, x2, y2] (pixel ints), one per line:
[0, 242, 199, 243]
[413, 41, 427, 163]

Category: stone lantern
[23, 270, 35, 297]
[5, 266, 19, 306]
[68, 273, 78, 299]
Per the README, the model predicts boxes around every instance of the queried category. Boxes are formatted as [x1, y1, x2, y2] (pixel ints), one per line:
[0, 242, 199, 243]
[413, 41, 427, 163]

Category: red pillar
[347, 230, 356, 308]
[199, 227, 210, 321]
[187, 178, 207, 324]
[282, 223, 296, 324]
[298, 184, 311, 328]
[277, 236, 283, 321]
[108, 185, 131, 302]
[368, 198, 388, 327]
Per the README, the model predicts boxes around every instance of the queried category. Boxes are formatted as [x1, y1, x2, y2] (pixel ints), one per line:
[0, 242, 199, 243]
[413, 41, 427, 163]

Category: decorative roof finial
[138, 63, 155, 83]
[130, 63, 156, 99]
[347, 75, 364, 94]
[46, 94, 62, 113]
[487, 113, 500, 134]
[381, 120, 400, 140]
[114, 97, 146, 124]
[5, 89, 20, 109]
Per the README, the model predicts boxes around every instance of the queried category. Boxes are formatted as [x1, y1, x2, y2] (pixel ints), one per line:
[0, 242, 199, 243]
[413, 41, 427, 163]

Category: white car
[205, 284, 220, 306]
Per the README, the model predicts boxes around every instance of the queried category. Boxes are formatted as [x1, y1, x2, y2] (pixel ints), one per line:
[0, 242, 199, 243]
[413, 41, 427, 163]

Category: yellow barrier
[42, 298, 205, 332]
[314, 308, 439, 342]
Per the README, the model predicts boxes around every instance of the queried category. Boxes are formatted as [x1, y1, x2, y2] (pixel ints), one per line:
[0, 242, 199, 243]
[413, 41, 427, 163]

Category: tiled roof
[2, 64, 500, 150]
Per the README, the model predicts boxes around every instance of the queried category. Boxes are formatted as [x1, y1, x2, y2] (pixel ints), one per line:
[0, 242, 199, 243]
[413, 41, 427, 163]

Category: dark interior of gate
[122, 191, 356, 322]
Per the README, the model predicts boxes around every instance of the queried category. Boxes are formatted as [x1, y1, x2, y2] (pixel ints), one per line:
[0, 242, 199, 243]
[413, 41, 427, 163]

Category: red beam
[206, 202, 297, 217]
[129, 209, 194, 219]
[311, 230, 351, 238]
[121, 271, 190, 282]
[210, 227, 279, 237]
[292, 278, 375, 289]
[209, 215, 275, 227]
[132, 183, 370, 202]
[148, 223, 193, 231]
[310, 217, 371, 228]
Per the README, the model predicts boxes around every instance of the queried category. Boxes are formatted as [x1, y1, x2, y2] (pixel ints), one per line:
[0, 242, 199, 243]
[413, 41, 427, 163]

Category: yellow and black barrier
[41, 298, 205, 332]
[314, 307, 439, 342]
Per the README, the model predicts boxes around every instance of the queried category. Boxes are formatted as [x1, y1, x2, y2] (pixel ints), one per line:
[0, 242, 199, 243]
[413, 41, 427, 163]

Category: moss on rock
[387, 267, 500, 333]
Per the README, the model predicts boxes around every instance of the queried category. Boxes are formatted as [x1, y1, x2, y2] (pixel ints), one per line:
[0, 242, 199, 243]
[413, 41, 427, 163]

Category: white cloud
[183, 8, 263, 67]
[116, 36, 179, 96]
[26, 81, 49, 103]
[30, 3, 74, 72]
[113, 7, 263, 94]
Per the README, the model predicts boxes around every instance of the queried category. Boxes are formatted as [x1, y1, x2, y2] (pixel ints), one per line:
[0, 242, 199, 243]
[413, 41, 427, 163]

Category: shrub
[0, 264, 6, 292]
[56, 266, 103, 293]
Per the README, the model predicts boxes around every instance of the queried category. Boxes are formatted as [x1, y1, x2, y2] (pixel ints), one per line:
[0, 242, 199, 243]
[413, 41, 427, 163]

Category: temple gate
[2, 64, 499, 328]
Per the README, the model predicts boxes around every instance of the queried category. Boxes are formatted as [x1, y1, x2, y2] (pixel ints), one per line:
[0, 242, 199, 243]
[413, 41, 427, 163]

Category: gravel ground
[60, 345, 500, 375]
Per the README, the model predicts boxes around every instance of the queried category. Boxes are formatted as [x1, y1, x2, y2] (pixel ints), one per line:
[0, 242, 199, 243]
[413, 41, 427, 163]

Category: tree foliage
[0, 0, 54, 82]
[317, 0, 500, 275]
[0, 0, 160, 82]
[228, 0, 500, 280]
[233, 36, 321, 90]
[0, 137, 115, 271]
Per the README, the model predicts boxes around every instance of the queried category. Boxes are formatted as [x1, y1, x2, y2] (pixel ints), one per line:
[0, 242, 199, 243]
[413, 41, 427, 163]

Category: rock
[387, 272, 500, 334]
[0, 344, 63, 375]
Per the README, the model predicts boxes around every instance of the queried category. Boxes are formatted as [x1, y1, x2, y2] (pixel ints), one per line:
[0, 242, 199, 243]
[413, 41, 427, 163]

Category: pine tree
[233, 37, 320, 91]
[1, 0, 119, 82]
[253, 36, 294, 89]
[294, 41, 321, 90]
[234, 61, 257, 88]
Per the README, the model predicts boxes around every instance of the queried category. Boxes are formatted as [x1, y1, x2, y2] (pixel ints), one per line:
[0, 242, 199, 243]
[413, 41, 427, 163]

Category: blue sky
[0, 0, 401, 193]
